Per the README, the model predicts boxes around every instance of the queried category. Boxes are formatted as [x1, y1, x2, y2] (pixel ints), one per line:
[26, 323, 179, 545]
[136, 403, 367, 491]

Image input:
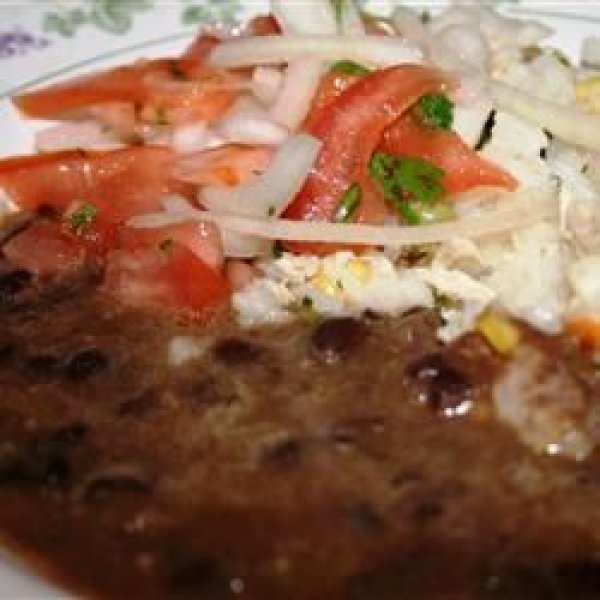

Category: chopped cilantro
[369, 152, 448, 224]
[334, 182, 361, 223]
[330, 60, 370, 76]
[69, 202, 98, 234]
[272, 240, 285, 258]
[415, 93, 453, 130]
[330, 0, 345, 26]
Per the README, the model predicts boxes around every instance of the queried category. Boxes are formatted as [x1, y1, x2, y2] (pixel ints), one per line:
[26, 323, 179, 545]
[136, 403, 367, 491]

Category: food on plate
[1, 1, 600, 598]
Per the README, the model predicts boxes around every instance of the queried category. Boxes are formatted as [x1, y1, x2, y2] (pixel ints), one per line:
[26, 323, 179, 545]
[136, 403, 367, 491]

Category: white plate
[0, 0, 598, 597]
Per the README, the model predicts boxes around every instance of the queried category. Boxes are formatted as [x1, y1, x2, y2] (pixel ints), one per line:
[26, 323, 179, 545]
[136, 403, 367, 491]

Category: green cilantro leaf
[334, 182, 362, 222]
[69, 202, 98, 234]
[416, 93, 454, 130]
[329, 60, 370, 76]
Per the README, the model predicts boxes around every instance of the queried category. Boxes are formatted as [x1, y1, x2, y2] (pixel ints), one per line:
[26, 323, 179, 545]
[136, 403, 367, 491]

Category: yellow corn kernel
[576, 77, 600, 113]
[476, 311, 521, 355]
[347, 258, 372, 283]
[311, 270, 340, 297]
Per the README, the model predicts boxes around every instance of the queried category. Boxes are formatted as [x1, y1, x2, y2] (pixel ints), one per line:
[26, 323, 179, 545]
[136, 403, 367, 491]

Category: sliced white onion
[216, 96, 289, 145]
[171, 123, 225, 153]
[35, 121, 125, 152]
[251, 66, 283, 105]
[338, 0, 365, 36]
[201, 132, 321, 217]
[270, 60, 325, 130]
[271, 0, 337, 35]
[208, 34, 422, 69]
[490, 80, 600, 152]
[130, 189, 557, 252]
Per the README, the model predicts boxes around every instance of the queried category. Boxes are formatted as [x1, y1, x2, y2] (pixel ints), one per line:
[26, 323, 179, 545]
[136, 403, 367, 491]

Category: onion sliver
[208, 34, 422, 68]
[490, 80, 600, 152]
[217, 97, 289, 145]
[201, 132, 322, 218]
[130, 189, 557, 250]
[271, 0, 337, 34]
[270, 61, 325, 129]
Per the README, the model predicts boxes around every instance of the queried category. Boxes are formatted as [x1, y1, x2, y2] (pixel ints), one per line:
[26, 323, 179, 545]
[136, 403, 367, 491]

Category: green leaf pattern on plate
[42, 0, 242, 38]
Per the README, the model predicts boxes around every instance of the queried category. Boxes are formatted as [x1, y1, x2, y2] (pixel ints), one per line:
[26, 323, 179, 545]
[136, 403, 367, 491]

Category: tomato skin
[3, 220, 86, 277]
[0, 147, 189, 224]
[102, 243, 230, 313]
[284, 65, 450, 255]
[378, 115, 517, 195]
[14, 58, 236, 125]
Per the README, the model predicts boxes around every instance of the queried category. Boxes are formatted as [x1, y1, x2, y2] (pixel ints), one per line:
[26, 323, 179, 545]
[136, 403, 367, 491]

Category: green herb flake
[420, 9, 431, 24]
[267, 205, 276, 217]
[416, 93, 454, 130]
[330, 60, 370, 76]
[552, 48, 572, 68]
[330, 0, 345, 27]
[369, 152, 448, 224]
[272, 240, 285, 258]
[334, 182, 362, 223]
[69, 202, 98, 234]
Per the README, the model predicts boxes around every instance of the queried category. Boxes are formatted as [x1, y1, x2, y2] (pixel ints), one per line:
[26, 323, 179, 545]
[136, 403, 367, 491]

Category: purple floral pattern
[0, 26, 50, 59]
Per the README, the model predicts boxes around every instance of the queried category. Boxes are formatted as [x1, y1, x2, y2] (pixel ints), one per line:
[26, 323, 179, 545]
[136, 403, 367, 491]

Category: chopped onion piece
[490, 80, 600, 151]
[208, 34, 422, 68]
[130, 189, 557, 252]
[217, 96, 289, 145]
[201, 133, 321, 217]
[270, 60, 325, 129]
[271, 0, 337, 34]
[252, 66, 283, 105]
[36, 121, 125, 152]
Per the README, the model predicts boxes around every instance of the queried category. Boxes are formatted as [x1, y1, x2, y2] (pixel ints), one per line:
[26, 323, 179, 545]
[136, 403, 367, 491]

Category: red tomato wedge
[284, 64, 451, 255]
[3, 220, 86, 277]
[103, 242, 230, 313]
[0, 146, 189, 224]
[14, 59, 237, 125]
[379, 114, 517, 195]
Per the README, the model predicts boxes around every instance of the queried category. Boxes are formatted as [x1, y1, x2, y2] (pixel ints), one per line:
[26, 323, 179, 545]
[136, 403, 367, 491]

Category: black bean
[0, 270, 31, 306]
[554, 558, 600, 596]
[81, 472, 153, 504]
[50, 422, 89, 448]
[0, 344, 15, 365]
[24, 353, 63, 381]
[310, 318, 367, 365]
[212, 337, 265, 366]
[406, 353, 473, 414]
[117, 390, 159, 418]
[65, 348, 109, 381]
[346, 500, 385, 534]
[166, 556, 224, 594]
[263, 438, 304, 468]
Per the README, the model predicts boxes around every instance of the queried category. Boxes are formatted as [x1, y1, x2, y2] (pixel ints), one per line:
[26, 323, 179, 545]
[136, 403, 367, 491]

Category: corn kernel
[576, 77, 600, 113]
[476, 311, 521, 355]
[347, 258, 372, 283]
[311, 270, 340, 297]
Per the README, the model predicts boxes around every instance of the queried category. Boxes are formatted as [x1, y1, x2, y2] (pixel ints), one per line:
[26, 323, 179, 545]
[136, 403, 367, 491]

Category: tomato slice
[378, 114, 517, 195]
[103, 242, 230, 313]
[283, 64, 451, 255]
[0, 146, 189, 224]
[14, 58, 236, 125]
[3, 220, 86, 277]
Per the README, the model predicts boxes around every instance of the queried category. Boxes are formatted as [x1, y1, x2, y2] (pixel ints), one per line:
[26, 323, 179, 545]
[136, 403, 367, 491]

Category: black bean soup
[0, 250, 599, 600]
